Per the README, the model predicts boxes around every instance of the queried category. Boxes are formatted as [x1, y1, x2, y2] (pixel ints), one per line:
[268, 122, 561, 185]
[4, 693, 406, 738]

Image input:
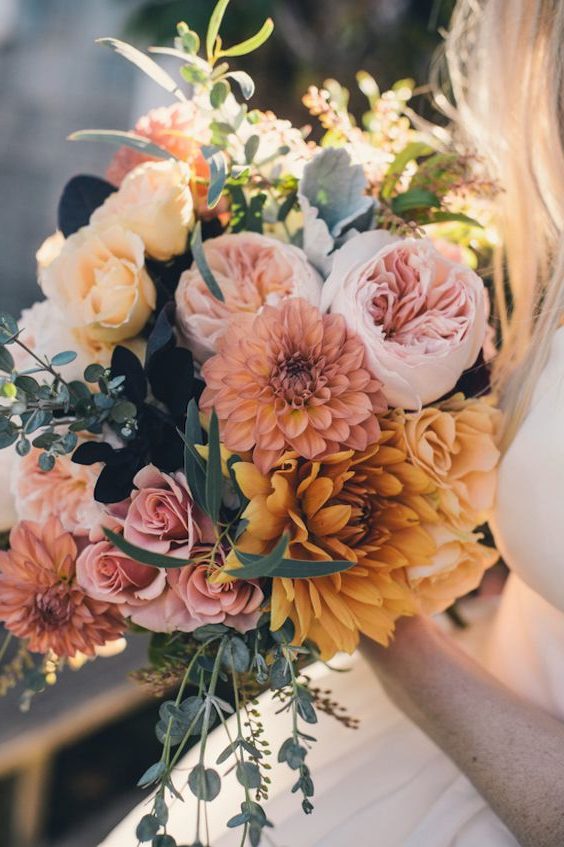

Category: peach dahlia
[0, 518, 125, 657]
[200, 298, 387, 474]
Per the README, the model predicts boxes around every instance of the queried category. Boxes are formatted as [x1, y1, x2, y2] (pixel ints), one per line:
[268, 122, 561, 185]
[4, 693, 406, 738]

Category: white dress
[100, 328, 564, 847]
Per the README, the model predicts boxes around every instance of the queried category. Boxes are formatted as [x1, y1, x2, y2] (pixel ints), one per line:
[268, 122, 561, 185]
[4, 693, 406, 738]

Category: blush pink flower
[321, 231, 487, 409]
[175, 232, 322, 364]
[0, 518, 125, 657]
[200, 297, 387, 473]
[106, 102, 211, 187]
[12, 447, 102, 536]
[168, 546, 264, 633]
[76, 539, 166, 608]
[123, 465, 213, 558]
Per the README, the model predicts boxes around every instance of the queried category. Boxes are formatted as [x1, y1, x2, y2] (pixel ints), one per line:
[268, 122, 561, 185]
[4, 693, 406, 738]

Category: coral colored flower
[76, 539, 166, 608]
[93, 160, 194, 262]
[175, 232, 322, 364]
[321, 231, 487, 408]
[200, 298, 387, 474]
[407, 524, 498, 614]
[40, 223, 156, 344]
[230, 421, 439, 658]
[12, 447, 102, 536]
[123, 465, 213, 558]
[402, 395, 501, 529]
[106, 102, 211, 186]
[0, 518, 125, 657]
[168, 545, 264, 633]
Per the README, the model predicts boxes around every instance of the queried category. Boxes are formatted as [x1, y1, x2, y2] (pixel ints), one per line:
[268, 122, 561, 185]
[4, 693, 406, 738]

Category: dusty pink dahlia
[0, 518, 125, 657]
[200, 298, 387, 472]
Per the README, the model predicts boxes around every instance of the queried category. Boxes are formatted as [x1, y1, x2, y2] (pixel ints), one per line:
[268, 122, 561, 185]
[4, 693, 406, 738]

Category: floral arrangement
[0, 3, 501, 845]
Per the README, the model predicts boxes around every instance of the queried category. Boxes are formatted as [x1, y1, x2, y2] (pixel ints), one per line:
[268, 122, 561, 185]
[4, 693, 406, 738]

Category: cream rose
[40, 223, 156, 343]
[92, 160, 194, 261]
[175, 232, 322, 364]
[321, 231, 487, 409]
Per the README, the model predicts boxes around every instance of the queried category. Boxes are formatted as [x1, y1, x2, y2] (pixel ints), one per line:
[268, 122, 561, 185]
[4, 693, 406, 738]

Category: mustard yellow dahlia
[232, 419, 439, 658]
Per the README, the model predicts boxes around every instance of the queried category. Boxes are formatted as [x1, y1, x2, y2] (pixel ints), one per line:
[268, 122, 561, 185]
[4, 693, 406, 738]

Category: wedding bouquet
[0, 3, 501, 845]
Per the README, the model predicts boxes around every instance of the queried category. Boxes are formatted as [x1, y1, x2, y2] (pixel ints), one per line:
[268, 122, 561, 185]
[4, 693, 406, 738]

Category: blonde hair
[440, 0, 564, 449]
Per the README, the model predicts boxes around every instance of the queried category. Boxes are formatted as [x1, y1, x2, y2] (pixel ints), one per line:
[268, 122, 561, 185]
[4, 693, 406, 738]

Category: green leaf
[110, 400, 137, 424]
[0, 346, 14, 374]
[428, 210, 483, 228]
[137, 761, 166, 788]
[177, 22, 201, 55]
[232, 533, 289, 578]
[152, 836, 176, 847]
[207, 150, 227, 208]
[226, 71, 255, 100]
[222, 637, 250, 673]
[183, 399, 207, 511]
[236, 761, 261, 790]
[103, 528, 193, 569]
[14, 376, 40, 397]
[84, 363, 106, 383]
[23, 409, 52, 434]
[191, 222, 224, 302]
[206, 0, 230, 61]
[380, 141, 434, 200]
[96, 38, 187, 101]
[50, 351, 77, 367]
[391, 188, 441, 215]
[205, 409, 222, 524]
[247, 194, 266, 234]
[15, 438, 31, 457]
[0, 431, 17, 450]
[148, 46, 210, 75]
[219, 18, 274, 58]
[188, 764, 221, 802]
[68, 130, 175, 161]
[232, 548, 354, 580]
[244, 135, 260, 164]
[210, 80, 229, 109]
[136, 815, 159, 842]
[216, 739, 241, 765]
[0, 312, 18, 345]
[38, 452, 55, 472]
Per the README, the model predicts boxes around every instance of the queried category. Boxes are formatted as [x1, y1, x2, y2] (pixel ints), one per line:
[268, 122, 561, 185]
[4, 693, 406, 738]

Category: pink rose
[76, 540, 166, 607]
[168, 547, 264, 633]
[321, 231, 487, 409]
[124, 465, 213, 558]
[175, 232, 322, 364]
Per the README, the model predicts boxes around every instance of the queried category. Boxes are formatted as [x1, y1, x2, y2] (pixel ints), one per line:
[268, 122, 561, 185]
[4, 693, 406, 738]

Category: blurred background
[0, 1, 454, 845]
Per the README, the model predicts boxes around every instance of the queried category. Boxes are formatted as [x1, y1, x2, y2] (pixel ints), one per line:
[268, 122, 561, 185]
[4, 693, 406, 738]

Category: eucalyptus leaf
[0, 312, 18, 345]
[136, 815, 160, 842]
[205, 409, 222, 524]
[236, 761, 261, 790]
[190, 223, 224, 302]
[137, 761, 166, 788]
[68, 130, 175, 161]
[148, 46, 210, 74]
[50, 351, 77, 367]
[222, 637, 250, 673]
[210, 80, 229, 109]
[428, 210, 483, 228]
[104, 528, 193, 569]
[225, 71, 255, 100]
[244, 135, 260, 164]
[183, 399, 207, 511]
[97, 38, 187, 101]
[0, 346, 14, 374]
[188, 764, 221, 802]
[207, 151, 227, 209]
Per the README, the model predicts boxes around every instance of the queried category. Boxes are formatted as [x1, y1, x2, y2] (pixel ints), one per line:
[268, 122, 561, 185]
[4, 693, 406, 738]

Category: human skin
[361, 617, 564, 847]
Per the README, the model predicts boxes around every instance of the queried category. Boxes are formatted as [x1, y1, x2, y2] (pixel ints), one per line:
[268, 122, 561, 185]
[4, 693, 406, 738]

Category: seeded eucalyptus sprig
[0, 311, 139, 471]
